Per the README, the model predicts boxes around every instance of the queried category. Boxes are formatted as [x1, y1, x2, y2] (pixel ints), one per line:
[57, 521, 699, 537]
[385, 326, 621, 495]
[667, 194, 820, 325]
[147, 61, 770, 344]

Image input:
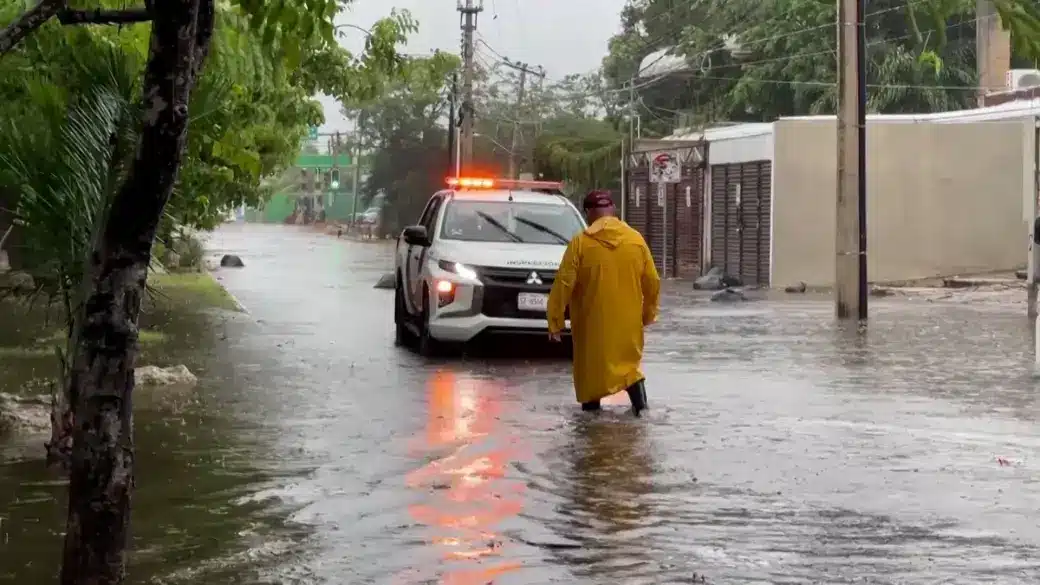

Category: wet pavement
[4, 222, 1040, 584]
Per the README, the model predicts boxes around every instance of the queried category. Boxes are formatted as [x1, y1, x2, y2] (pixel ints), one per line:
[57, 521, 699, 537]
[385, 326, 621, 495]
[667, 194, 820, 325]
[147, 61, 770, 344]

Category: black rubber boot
[581, 400, 602, 412]
[625, 379, 647, 417]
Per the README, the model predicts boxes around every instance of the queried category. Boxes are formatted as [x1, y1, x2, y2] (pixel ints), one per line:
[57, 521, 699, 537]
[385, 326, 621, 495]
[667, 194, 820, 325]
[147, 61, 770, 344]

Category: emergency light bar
[446, 177, 494, 188]
[446, 177, 564, 191]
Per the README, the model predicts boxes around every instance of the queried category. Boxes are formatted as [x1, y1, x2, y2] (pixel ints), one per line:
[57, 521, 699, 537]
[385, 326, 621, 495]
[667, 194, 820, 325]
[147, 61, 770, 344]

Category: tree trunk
[58, 0, 213, 583]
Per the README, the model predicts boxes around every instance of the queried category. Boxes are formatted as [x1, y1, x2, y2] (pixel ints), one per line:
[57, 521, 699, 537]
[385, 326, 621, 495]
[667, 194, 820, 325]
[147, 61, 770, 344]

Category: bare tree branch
[0, 0, 65, 57]
[57, 8, 150, 26]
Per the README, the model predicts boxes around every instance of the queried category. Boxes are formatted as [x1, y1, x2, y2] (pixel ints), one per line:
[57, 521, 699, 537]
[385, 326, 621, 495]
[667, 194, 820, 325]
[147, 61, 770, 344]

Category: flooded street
[4, 222, 1040, 584]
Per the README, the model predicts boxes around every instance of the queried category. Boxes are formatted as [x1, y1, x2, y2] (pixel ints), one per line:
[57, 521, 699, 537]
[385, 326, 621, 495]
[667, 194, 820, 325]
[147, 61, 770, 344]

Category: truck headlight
[437, 260, 478, 280]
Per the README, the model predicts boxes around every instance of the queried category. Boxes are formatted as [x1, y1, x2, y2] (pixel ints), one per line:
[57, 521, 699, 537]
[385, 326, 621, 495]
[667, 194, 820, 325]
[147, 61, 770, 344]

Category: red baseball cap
[582, 190, 614, 210]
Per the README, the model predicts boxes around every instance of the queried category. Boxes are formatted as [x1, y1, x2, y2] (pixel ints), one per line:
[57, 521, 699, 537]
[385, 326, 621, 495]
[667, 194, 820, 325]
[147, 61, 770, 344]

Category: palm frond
[0, 38, 140, 306]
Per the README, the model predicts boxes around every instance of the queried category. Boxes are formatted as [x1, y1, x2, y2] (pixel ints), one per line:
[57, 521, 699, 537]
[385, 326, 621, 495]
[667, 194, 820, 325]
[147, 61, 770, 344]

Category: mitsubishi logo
[526, 271, 542, 285]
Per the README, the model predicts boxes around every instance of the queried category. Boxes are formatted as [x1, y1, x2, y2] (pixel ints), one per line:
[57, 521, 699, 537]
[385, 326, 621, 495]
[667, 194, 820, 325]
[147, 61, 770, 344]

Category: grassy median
[145, 271, 244, 313]
[0, 271, 240, 366]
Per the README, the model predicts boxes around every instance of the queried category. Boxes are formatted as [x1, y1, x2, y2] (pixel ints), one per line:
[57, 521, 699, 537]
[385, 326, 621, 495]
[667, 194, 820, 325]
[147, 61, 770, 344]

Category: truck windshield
[439, 200, 584, 245]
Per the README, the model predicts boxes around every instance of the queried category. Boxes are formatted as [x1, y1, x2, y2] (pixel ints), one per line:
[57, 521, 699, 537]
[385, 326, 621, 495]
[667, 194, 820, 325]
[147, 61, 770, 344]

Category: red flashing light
[446, 177, 495, 189]
[446, 177, 564, 191]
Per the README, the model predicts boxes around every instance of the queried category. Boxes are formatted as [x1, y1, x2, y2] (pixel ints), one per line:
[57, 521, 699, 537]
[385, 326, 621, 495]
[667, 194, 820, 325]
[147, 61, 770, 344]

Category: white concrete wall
[771, 118, 1032, 288]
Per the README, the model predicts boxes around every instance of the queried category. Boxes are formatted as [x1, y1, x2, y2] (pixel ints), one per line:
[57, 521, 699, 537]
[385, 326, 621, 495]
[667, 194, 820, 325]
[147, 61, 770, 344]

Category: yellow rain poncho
[547, 216, 661, 404]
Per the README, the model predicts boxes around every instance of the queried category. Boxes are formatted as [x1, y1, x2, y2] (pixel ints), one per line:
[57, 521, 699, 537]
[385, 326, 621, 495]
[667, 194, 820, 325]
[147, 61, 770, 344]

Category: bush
[175, 234, 205, 271]
[158, 232, 205, 272]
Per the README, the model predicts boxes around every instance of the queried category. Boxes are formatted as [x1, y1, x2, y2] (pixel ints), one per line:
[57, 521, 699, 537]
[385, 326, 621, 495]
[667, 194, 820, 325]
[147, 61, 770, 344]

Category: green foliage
[0, 1, 424, 238]
[347, 52, 460, 234]
[0, 0, 422, 326]
[465, 58, 622, 192]
[600, 0, 1040, 129]
[0, 39, 141, 310]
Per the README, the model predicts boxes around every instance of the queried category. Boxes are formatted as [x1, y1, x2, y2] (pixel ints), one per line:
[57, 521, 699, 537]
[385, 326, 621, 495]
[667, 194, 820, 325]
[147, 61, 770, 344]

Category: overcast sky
[318, 0, 628, 132]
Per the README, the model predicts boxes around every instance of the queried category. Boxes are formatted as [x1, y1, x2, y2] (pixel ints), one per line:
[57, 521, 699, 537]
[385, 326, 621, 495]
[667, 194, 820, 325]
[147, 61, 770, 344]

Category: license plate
[517, 292, 548, 312]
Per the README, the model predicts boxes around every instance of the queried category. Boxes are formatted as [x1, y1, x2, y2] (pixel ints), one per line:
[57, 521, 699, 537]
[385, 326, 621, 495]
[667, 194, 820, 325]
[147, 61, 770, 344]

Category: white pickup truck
[393, 177, 585, 355]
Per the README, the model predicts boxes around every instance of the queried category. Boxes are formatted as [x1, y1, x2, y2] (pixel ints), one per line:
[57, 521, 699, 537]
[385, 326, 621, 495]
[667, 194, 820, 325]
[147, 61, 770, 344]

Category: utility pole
[350, 113, 364, 228]
[976, 0, 1011, 105]
[508, 67, 527, 179]
[1029, 119, 1040, 322]
[448, 71, 458, 175]
[502, 60, 544, 179]
[457, 0, 483, 172]
[835, 0, 868, 320]
[330, 132, 342, 207]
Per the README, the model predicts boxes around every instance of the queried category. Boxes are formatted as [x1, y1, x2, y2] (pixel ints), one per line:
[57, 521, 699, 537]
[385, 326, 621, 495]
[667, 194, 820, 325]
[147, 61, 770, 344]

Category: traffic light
[323, 170, 331, 190]
[330, 169, 340, 189]
[311, 168, 320, 191]
[299, 168, 310, 191]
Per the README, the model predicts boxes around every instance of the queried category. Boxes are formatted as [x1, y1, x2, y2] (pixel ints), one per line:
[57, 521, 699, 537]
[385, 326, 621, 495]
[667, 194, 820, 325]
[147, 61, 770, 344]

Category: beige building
[639, 103, 1040, 289]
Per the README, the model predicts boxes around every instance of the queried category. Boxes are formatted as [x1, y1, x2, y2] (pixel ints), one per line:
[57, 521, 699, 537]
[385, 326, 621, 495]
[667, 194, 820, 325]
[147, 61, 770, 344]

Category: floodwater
[3, 223, 1040, 584]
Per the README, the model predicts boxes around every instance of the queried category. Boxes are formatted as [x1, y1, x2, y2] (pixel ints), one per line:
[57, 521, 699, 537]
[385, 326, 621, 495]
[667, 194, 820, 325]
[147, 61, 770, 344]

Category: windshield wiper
[475, 211, 524, 242]
[513, 216, 570, 244]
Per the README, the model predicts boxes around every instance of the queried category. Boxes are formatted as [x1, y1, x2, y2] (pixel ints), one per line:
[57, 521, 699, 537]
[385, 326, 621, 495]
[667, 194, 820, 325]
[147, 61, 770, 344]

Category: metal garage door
[709, 161, 771, 286]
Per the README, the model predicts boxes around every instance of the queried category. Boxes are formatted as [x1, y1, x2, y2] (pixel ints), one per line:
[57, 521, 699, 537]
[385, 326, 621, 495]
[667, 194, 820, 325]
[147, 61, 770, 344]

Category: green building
[250, 151, 366, 224]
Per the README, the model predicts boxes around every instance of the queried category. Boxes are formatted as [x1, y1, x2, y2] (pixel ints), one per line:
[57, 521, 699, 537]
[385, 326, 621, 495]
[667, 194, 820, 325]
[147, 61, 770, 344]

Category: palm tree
[0, 32, 229, 464]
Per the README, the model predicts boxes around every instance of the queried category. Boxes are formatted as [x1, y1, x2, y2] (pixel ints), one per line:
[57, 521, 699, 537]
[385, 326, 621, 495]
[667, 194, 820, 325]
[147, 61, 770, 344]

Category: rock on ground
[0, 393, 50, 435]
[784, 282, 807, 294]
[220, 254, 245, 268]
[0, 270, 34, 293]
[374, 272, 395, 289]
[135, 364, 198, 387]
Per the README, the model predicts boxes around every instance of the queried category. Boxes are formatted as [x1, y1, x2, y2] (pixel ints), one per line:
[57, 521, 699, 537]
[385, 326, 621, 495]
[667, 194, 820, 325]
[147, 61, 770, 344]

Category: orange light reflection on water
[401, 369, 526, 584]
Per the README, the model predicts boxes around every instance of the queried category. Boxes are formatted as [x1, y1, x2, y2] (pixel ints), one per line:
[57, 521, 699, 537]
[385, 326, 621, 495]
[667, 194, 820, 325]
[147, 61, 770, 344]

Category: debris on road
[784, 281, 807, 294]
[374, 273, 395, 289]
[0, 393, 49, 435]
[693, 266, 741, 291]
[220, 254, 245, 268]
[710, 288, 748, 303]
[135, 365, 198, 387]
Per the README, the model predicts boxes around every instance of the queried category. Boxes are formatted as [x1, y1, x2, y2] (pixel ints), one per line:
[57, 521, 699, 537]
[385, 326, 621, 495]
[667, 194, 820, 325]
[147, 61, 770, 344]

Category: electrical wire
[480, 5, 993, 104]
[629, 0, 934, 80]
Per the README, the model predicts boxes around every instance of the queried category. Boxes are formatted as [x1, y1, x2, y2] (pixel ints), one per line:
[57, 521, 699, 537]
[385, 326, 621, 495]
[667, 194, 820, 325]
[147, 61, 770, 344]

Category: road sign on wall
[649, 151, 681, 183]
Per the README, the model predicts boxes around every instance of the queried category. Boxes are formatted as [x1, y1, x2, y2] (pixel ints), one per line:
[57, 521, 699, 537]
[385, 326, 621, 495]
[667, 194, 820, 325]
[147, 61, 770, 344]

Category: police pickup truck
[393, 176, 585, 355]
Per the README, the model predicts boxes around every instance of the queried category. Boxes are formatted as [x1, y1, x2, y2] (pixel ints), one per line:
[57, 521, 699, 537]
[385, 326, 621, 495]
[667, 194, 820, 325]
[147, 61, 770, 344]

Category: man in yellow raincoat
[547, 190, 661, 416]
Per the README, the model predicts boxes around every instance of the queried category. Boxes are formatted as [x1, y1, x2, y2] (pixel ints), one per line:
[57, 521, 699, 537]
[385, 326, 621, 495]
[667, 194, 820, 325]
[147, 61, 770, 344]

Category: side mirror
[402, 225, 430, 247]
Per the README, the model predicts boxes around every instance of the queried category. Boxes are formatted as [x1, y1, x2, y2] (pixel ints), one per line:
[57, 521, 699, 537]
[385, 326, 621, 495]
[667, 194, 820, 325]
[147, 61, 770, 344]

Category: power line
[476, 6, 991, 105]
[630, 0, 934, 80]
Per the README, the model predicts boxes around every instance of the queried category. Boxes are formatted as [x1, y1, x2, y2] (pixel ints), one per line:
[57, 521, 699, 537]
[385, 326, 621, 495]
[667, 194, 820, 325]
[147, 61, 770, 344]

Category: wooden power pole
[448, 71, 457, 175]
[503, 60, 544, 179]
[976, 0, 1011, 105]
[835, 0, 868, 320]
[457, 0, 483, 172]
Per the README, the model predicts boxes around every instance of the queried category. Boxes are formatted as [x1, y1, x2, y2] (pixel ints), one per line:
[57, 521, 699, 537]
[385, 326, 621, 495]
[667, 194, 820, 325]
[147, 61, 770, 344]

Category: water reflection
[550, 415, 656, 580]
[404, 369, 525, 584]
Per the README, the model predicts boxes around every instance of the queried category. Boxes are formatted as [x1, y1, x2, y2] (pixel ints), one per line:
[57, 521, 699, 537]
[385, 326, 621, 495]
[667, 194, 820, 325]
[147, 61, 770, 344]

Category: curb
[204, 271, 250, 315]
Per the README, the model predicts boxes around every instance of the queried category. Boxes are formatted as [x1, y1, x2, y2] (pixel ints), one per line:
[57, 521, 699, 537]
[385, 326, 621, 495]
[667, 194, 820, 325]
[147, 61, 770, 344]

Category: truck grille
[473, 266, 563, 319]
[477, 266, 557, 287]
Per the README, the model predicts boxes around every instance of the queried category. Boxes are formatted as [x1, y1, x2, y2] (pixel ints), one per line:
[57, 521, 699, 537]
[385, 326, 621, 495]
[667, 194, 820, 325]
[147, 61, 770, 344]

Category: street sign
[308, 126, 319, 140]
[649, 151, 681, 183]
